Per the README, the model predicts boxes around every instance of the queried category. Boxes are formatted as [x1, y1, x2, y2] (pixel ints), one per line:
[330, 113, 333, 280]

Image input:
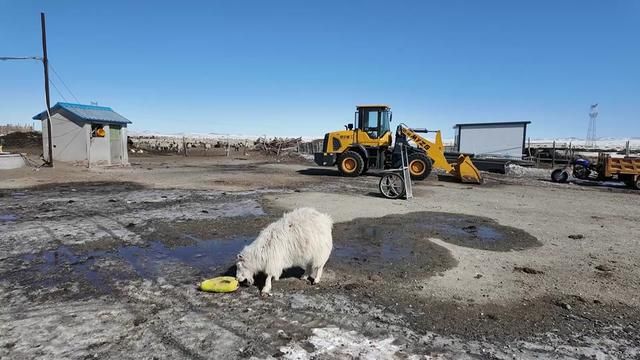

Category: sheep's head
[235, 254, 254, 285]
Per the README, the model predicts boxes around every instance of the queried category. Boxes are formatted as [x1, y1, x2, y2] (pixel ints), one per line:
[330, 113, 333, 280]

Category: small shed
[453, 121, 531, 159]
[33, 102, 132, 166]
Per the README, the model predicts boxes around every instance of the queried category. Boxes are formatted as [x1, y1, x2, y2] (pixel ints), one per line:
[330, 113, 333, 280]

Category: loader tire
[361, 163, 369, 176]
[338, 151, 364, 177]
[408, 153, 432, 180]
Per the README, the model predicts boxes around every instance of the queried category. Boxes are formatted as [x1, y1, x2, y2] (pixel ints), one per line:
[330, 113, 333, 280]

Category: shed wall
[42, 113, 88, 162]
[457, 124, 526, 158]
[89, 124, 111, 165]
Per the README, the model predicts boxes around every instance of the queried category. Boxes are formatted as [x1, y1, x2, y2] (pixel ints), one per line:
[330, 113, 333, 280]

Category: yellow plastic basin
[199, 276, 239, 293]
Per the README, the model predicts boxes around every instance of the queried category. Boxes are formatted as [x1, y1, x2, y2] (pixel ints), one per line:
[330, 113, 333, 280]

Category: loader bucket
[452, 155, 483, 184]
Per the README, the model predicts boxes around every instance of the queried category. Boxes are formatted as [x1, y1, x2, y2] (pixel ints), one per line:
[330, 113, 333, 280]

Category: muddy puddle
[5, 210, 539, 295]
[330, 211, 540, 279]
[25, 181, 146, 192]
[11, 236, 253, 297]
[115, 237, 252, 278]
[336, 211, 540, 252]
[0, 214, 17, 222]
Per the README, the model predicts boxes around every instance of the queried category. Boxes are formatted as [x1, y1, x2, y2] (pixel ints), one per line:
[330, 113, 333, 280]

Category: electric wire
[48, 78, 68, 102]
[49, 62, 80, 103]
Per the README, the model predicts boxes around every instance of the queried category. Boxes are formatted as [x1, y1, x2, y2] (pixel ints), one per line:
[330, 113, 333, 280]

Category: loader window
[365, 111, 379, 138]
[380, 111, 390, 135]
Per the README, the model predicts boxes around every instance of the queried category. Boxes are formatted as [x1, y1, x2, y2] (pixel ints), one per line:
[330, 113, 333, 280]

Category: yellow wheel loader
[313, 105, 483, 183]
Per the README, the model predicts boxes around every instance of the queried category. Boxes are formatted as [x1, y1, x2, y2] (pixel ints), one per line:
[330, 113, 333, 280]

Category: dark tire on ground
[551, 168, 569, 183]
[621, 175, 634, 188]
[408, 153, 432, 180]
[360, 161, 369, 176]
[634, 176, 640, 190]
[337, 151, 364, 177]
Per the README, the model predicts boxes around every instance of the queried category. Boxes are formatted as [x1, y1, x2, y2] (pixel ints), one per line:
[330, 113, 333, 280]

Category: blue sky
[1, 0, 638, 139]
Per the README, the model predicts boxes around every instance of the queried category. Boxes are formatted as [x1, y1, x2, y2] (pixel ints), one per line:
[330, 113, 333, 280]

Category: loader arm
[398, 124, 483, 184]
[399, 125, 454, 173]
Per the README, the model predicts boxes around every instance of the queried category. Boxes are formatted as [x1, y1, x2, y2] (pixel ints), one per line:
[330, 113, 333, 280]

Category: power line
[0, 56, 42, 61]
[49, 62, 80, 103]
[2, 57, 81, 104]
[49, 78, 68, 102]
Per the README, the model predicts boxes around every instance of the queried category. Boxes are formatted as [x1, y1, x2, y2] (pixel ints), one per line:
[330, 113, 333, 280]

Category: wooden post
[568, 143, 572, 164]
[527, 137, 531, 158]
[626, 141, 630, 156]
[182, 136, 187, 156]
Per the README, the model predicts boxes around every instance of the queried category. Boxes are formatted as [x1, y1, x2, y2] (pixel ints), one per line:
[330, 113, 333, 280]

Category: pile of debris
[0, 131, 42, 149]
[0, 124, 34, 136]
[254, 137, 302, 155]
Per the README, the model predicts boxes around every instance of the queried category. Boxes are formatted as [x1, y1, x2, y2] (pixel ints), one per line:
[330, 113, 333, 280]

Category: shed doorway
[110, 125, 122, 163]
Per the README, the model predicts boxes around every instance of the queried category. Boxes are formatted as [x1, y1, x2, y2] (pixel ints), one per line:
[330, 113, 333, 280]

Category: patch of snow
[279, 327, 444, 360]
[505, 164, 551, 178]
[280, 327, 397, 359]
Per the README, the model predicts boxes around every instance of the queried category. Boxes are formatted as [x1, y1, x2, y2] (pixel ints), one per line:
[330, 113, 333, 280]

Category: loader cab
[352, 105, 392, 146]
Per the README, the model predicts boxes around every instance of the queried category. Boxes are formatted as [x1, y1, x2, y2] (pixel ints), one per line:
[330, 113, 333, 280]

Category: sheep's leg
[261, 275, 273, 296]
[311, 265, 324, 285]
[300, 265, 312, 281]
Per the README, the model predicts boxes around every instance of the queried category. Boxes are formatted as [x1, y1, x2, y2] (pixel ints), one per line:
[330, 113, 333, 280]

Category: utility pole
[0, 13, 54, 166]
[41, 12, 54, 167]
[586, 103, 598, 149]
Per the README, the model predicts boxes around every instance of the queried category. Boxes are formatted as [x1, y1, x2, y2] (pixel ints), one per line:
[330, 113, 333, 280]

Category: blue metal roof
[33, 102, 132, 125]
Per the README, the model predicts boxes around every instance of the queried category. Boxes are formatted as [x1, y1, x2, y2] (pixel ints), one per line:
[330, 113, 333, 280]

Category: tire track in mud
[116, 282, 251, 359]
[30, 211, 234, 359]
[51, 207, 260, 358]
[1, 199, 265, 358]
[46, 261, 215, 359]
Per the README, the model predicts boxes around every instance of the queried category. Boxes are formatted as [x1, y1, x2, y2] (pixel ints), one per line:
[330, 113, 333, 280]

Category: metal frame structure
[378, 144, 413, 199]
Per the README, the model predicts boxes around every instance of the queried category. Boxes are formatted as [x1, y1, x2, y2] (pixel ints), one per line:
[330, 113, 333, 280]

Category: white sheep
[235, 207, 333, 296]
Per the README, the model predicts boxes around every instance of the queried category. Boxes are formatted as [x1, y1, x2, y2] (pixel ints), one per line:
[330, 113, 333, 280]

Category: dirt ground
[1, 152, 639, 359]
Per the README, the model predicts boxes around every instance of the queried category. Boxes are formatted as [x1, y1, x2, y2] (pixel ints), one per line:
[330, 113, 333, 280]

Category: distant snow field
[128, 131, 317, 143]
[527, 137, 640, 150]
[128, 131, 640, 150]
